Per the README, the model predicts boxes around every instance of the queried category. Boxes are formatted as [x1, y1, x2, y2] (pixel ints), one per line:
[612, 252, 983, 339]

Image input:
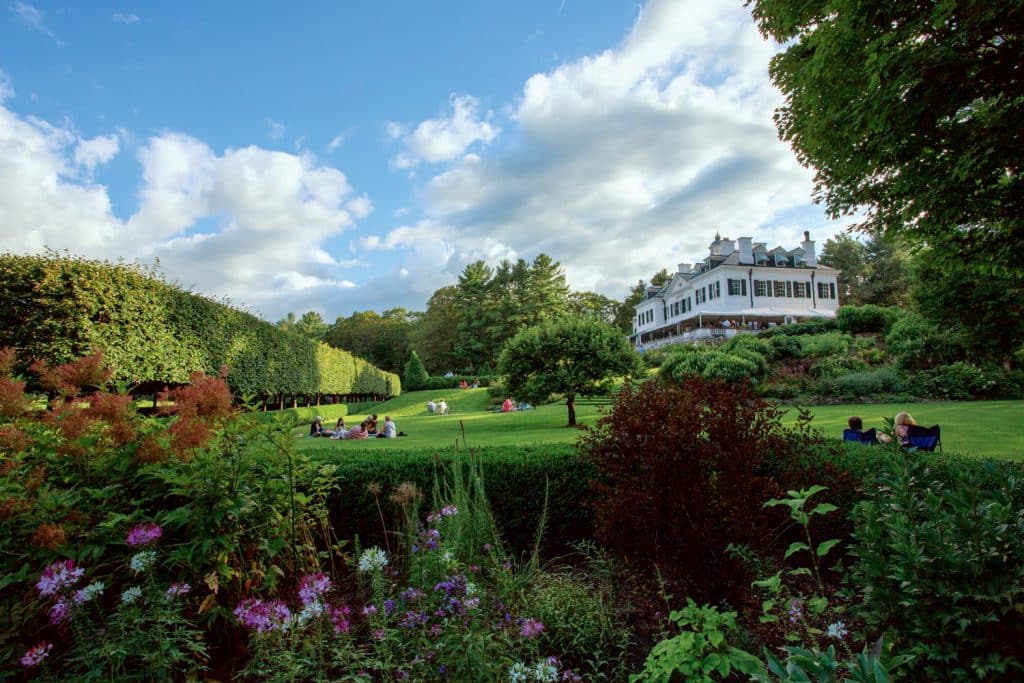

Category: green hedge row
[309, 439, 1024, 559]
[0, 254, 400, 398]
[313, 444, 594, 555]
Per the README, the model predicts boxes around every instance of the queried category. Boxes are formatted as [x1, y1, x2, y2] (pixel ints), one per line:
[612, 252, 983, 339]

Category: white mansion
[632, 232, 841, 348]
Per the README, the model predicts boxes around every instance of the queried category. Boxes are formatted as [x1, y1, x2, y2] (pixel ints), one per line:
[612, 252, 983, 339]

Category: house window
[793, 282, 809, 298]
[830, 283, 836, 300]
[754, 280, 768, 297]
[817, 282, 829, 299]
[786, 281, 793, 298]
[713, 282, 721, 299]
[773, 281, 786, 297]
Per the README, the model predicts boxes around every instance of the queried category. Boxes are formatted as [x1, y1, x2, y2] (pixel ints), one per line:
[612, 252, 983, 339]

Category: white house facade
[632, 232, 840, 347]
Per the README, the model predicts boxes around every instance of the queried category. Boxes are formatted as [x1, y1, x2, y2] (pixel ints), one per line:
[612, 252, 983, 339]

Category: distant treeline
[0, 254, 400, 402]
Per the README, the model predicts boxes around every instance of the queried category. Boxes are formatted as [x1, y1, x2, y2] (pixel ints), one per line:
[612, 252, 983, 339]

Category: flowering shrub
[20, 524, 207, 679]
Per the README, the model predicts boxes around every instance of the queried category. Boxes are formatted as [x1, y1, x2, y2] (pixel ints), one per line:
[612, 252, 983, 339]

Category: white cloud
[380, 0, 849, 300]
[327, 128, 355, 153]
[0, 90, 370, 319]
[266, 119, 285, 141]
[12, 2, 60, 43]
[390, 94, 500, 168]
[111, 12, 140, 25]
[73, 134, 120, 174]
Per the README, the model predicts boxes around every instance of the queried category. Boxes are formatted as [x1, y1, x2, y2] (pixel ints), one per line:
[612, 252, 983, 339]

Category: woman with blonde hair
[893, 412, 917, 447]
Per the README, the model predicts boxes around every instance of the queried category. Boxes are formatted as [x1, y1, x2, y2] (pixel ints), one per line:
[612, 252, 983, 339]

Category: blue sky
[0, 0, 851, 321]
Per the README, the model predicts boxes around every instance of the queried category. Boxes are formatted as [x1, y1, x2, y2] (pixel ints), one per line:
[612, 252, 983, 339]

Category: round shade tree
[497, 317, 641, 426]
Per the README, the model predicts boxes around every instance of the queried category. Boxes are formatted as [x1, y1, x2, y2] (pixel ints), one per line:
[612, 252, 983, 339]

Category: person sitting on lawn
[877, 411, 917, 446]
[330, 417, 347, 439]
[501, 397, 513, 413]
[848, 415, 863, 432]
[459, 379, 468, 389]
[366, 414, 379, 436]
[427, 399, 436, 414]
[379, 416, 397, 438]
[345, 421, 369, 439]
[309, 416, 334, 438]
[437, 400, 449, 416]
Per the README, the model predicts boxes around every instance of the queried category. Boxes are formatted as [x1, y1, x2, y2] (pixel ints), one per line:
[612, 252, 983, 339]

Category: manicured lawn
[293, 389, 1024, 461]
[782, 400, 1024, 461]
[292, 387, 607, 452]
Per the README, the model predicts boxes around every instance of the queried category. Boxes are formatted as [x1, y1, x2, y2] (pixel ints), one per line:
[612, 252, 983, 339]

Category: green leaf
[785, 541, 810, 559]
[816, 538, 841, 557]
[810, 502, 839, 516]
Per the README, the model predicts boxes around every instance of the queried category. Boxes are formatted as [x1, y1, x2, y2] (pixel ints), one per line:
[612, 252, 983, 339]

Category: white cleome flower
[121, 586, 143, 605]
[357, 547, 389, 573]
[129, 550, 158, 574]
[508, 662, 530, 683]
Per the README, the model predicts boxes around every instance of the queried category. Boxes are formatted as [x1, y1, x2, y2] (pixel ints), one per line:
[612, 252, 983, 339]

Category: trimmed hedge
[0, 254, 399, 398]
[313, 444, 594, 555]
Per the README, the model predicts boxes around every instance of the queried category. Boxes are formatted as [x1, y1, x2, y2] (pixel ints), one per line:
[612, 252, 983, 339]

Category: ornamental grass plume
[390, 481, 422, 507]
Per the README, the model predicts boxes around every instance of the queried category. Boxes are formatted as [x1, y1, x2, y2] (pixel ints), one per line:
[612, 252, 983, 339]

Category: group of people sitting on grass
[846, 412, 926, 448]
[499, 397, 531, 412]
[309, 414, 403, 439]
[457, 379, 481, 389]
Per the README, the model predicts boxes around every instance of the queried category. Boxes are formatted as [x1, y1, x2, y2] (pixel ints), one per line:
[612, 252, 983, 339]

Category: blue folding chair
[843, 428, 878, 445]
[906, 424, 941, 452]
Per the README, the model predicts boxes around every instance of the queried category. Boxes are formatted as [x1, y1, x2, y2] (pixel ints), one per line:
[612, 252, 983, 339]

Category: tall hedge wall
[0, 254, 400, 398]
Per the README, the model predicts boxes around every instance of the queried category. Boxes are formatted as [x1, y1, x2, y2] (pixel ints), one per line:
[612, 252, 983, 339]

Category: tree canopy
[749, 0, 1023, 273]
[497, 317, 641, 426]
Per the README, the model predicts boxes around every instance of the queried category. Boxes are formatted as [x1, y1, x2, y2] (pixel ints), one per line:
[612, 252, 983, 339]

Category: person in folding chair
[842, 416, 878, 445]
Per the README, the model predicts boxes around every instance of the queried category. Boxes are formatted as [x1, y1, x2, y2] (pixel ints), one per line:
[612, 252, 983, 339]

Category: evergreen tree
[452, 260, 494, 372]
[410, 285, 459, 374]
[403, 349, 430, 391]
[522, 253, 570, 326]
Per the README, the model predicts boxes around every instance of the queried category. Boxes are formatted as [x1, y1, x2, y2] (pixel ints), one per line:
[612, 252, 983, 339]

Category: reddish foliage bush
[0, 377, 29, 418]
[159, 370, 235, 458]
[31, 350, 114, 396]
[84, 392, 138, 446]
[580, 377, 797, 602]
[0, 426, 29, 454]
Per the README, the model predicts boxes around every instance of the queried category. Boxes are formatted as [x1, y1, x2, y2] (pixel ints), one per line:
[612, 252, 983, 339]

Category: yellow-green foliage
[0, 254, 400, 397]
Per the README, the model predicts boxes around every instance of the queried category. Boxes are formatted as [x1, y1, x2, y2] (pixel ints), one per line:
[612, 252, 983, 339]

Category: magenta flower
[519, 618, 545, 639]
[37, 560, 85, 596]
[20, 641, 52, 668]
[298, 573, 332, 606]
[329, 604, 351, 633]
[126, 523, 163, 547]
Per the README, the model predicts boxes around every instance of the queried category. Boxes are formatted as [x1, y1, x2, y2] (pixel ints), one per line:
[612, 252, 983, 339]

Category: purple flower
[48, 598, 71, 625]
[37, 560, 85, 596]
[399, 610, 429, 629]
[298, 573, 332, 606]
[440, 504, 458, 517]
[73, 580, 105, 605]
[362, 604, 378, 616]
[787, 599, 804, 624]
[126, 523, 163, 547]
[483, 543, 493, 552]
[429, 623, 443, 638]
[402, 587, 425, 602]
[395, 671, 409, 680]
[412, 543, 420, 554]
[383, 598, 396, 615]
[234, 599, 292, 633]
[373, 628, 387, 640]
[519, 618, 545, 639]
[20, 642, 52, 668]
[468, 564, 479, 574]
[165, 583, 191, 599]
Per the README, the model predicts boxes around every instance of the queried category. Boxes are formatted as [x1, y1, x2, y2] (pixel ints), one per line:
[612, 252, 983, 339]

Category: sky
[0, 0, 854, 322]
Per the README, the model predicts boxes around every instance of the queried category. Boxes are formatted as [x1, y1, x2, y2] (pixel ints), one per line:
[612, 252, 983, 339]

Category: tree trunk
[566, 394, 576, 427]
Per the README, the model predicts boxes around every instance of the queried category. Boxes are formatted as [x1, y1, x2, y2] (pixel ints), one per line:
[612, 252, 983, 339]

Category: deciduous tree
[749, 0, 1024, 273]
[498, 317, 641, 426]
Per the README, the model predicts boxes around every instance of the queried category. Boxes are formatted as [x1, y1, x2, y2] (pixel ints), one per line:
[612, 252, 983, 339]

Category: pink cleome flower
[234, 599, 292, 633]
[298, 573, 332, 606]
[20, 641, 53, 668]
[37, 560, 84, 596]
[329, 604, 351, 633]
[165, 583, 191, 599]
[519, 618, 545, 639]
[126, 523, 163, 547]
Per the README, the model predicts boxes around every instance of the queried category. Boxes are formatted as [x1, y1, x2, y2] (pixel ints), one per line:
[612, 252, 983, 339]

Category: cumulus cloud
[0, 70, 13, 101]
[111, 12, 140, 24]
[0, 94, 370, 319]
[371, 0, 847, 299]
[391, 94, 500, 168]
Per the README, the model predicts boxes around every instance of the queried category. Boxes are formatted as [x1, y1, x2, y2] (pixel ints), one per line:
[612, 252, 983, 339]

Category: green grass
[291, 389, 1024, 461]
[292, 387, 608, 453]
[781, 400, 1024, 460]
